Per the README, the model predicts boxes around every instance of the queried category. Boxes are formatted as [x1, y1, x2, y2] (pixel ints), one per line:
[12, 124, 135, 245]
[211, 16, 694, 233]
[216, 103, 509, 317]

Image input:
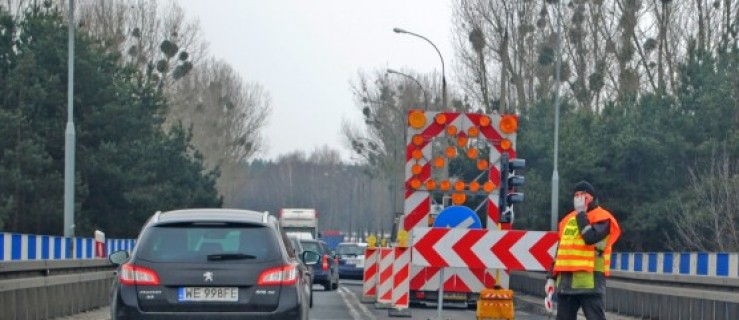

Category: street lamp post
[550, 1, 563, 231]
[387, 68, 429, 111]
[393, 28, 446, 110]
[64, 0, 76, 243]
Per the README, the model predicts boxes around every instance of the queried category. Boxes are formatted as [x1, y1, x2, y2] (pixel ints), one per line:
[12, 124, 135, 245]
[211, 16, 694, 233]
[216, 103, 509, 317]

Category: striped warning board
[375, 247, 394, 307]
[391, 247, 410, 309]
[362, 247, 378, 302]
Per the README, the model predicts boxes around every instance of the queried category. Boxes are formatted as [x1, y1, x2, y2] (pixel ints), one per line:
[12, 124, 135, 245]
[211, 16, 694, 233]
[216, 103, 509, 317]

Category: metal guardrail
[0, 259, 116, 320]
[611, 252, 739, 277]
[1, 232, 135, 261]
[511, 270, 739, 319]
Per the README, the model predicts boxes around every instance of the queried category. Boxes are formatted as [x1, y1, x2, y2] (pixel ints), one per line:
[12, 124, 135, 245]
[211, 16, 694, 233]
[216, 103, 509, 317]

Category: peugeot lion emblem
[203, 271, 214, 282]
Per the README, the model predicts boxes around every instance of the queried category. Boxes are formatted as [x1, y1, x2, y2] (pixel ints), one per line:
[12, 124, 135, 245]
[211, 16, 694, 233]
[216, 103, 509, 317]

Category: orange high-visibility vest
[553, 207, 620, 276]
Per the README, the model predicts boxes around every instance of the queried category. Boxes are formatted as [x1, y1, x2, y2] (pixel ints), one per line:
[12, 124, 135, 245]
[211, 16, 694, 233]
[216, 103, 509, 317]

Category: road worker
[547, 181, 621, 320]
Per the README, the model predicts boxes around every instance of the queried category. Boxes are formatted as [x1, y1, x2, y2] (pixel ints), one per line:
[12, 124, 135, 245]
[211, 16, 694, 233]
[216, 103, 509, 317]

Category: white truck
[279, 208, 318, 240]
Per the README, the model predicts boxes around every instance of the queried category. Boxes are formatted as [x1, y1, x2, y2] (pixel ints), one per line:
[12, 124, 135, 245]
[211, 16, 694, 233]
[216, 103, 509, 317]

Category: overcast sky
[175, 0, 456, 161]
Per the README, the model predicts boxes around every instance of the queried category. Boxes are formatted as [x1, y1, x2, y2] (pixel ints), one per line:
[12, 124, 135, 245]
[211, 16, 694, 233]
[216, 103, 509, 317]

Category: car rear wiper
[207, 253, 257, 261]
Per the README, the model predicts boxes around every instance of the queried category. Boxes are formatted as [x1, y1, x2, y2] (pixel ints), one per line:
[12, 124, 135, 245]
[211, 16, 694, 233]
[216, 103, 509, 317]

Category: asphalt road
[56, 279, 598, 320]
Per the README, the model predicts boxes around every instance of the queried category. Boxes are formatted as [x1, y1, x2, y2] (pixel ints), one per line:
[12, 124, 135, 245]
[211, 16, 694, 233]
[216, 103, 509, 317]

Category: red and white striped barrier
[391, 247, 411, 309]
[375, 247, 394, 307]
[362, 247, 378, 303]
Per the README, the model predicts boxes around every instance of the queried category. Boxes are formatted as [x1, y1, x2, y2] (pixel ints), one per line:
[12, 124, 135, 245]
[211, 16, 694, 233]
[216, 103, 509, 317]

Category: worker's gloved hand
[574, 194, 587, 213]
[545, 278, 555, 296]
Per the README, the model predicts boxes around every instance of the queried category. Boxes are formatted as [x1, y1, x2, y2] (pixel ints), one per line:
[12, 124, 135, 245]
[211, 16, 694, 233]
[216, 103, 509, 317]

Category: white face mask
[574, 194, 587, 212]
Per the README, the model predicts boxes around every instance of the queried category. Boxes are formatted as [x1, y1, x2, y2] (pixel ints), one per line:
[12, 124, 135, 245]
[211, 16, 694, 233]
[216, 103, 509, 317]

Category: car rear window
[337, 244, 366, 256]
[300, 241, 324, 254]
[136, 223, 281, 262]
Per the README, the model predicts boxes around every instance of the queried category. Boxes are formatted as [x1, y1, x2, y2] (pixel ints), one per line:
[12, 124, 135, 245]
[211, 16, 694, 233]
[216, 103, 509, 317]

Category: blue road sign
[432, 206, 482, 229]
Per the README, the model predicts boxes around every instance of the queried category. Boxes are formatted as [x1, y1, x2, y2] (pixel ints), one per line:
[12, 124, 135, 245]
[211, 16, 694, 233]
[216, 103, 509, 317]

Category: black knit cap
[574, 180, 597, 199]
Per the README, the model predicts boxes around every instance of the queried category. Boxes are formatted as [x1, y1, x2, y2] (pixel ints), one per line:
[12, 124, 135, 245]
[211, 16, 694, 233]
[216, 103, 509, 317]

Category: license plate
[347, 259, 364, 268]
[443, 292, 467, 301]
[178, 287, 238, 302]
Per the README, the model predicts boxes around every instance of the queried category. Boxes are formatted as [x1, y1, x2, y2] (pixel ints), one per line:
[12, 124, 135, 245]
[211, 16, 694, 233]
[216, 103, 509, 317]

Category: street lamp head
[393, 27, 408, 34]
[386, 68, 399, 75]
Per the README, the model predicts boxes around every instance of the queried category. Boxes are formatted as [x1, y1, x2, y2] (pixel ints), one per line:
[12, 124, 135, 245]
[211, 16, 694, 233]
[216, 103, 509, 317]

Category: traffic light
[498, 153, 525, 224]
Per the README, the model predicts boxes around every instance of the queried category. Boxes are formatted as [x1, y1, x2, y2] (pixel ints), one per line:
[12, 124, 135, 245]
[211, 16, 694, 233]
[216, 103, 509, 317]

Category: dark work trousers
[556, 294, 605, 320]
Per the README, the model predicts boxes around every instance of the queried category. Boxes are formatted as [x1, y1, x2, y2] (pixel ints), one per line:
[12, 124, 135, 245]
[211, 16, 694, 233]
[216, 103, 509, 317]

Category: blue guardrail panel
[679, 252, 691, 274]
[28, 234, 36, 260]
[716, 253, 729, 276]
[648, 253, 657, 272]
[634, 253, 643, 272]
[663, 253, 673, 273]
[12, 234, 22, 260]
[41, 236, 50, 259]
[620, 252, 629, 271]
[697, 252, 708, 276]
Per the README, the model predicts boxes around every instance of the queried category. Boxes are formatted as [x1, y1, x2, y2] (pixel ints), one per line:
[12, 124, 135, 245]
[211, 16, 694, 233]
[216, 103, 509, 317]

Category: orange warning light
[469, 181, 481, 192]
[477, 159, 489, 171]
[445, 146, 457, 158]
[440, 180, 451, 191]
[434, 157, 445, 168]
[468, 126, 480, 137]
[452, 193, 466, 205]
[499, 115, 518, 134]
[412, 134, 424, 146]
[435, 113, 447, 125]
[454, 181, 465, 191]
[446, 125, 458, 136]
[501, 138, 512, 150]
[412, 149, 424, 160]
[457, 136, 468, 148]
[467, 148, 479, 159]
[409, 110, 427, 129]
[412, 164, 423, 175]
[479, 116, 491, 127]
[425, 180, 437, 190]
[410, 178, 422, 190]
[483, 181, 496, 192]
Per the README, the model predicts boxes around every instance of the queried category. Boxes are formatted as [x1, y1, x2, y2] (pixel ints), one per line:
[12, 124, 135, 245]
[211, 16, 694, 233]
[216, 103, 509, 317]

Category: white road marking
[337, 286, 363, 320]
[339, 286, 373, 320]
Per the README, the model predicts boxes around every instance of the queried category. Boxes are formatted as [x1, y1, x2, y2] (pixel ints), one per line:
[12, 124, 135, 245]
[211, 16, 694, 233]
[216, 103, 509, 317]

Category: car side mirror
[301, 250, 321, 266]
[109, 250, 130, 266]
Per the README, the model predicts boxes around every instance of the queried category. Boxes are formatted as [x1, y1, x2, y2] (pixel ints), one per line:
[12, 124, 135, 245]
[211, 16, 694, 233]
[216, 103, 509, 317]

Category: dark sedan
[299, 239, 339, 291]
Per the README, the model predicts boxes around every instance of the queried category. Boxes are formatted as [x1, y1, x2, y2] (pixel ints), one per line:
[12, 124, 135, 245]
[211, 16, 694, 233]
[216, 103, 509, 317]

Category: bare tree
[451, 0, 738, 112]
[171, 59, 272, 205]
[667, 148, 739, 251]
[76, 0, 206, 91]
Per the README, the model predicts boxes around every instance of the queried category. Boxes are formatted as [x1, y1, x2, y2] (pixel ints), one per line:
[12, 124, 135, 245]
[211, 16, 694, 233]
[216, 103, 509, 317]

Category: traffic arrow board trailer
[411, 227, 558, 271]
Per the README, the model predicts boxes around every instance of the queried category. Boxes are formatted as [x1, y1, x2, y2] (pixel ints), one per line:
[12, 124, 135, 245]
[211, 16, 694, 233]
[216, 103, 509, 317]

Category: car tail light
[119, 263, 160, 286]
[258, 265, 298, 285]
[322, 255, 329, 271]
